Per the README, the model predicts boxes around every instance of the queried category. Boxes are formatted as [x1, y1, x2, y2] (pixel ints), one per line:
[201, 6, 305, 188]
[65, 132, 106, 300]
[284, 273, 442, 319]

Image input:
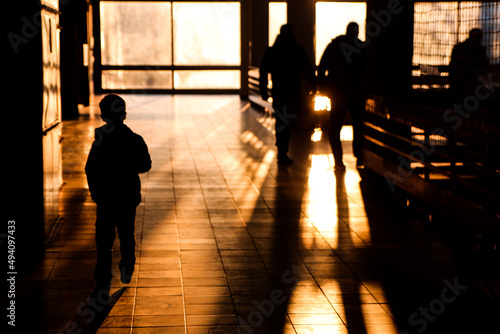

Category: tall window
[98, 1, 241, 91]
[172, 2, 240, 89]
[269, 2, 287, 46]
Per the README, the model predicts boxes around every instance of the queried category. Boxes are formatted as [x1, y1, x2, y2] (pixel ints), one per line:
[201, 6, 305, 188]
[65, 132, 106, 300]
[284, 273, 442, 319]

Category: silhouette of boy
[85, 94, 151, 300]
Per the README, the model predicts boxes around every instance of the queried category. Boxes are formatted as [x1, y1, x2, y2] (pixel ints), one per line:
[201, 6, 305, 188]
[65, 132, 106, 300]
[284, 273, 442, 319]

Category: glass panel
[315, 2, 367, 64]
[413, 2, 458, 66]
[41, 0, 58, 10]
[172, 2, 240, 65]
[100, 1, 172, 65]
[413, 2, 500, 66]
[174, 70, 240, 89]
[459, 2, 500, 65]
[102, 70, 173, 89]
[269, 2, 287, 46]
[42, 10, 61, 130]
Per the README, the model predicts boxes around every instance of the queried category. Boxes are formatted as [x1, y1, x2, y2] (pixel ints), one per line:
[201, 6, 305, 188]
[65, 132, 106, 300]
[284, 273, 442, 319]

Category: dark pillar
[365, 0, 414, 101]
[60, 0, 90, 119]
[5, 1, 46, 269]
[250, 0, 269, 67]
[287, 0, 315, 67]
[241, 0, 250, 98]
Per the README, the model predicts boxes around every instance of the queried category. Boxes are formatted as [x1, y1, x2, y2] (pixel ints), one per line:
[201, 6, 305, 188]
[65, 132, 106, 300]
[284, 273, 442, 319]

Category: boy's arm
[136, 136, 152, 173]
[85, 141, 102, 203]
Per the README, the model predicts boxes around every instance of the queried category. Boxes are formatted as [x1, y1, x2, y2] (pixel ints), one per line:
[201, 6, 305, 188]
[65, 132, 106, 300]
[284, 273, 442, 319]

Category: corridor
[15, 95, 500, 333]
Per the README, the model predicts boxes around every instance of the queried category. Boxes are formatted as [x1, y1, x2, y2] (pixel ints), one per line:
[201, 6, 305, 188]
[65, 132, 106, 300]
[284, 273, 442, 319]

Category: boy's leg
[116, 206, 137, 284]
[94, 205, 115, 298]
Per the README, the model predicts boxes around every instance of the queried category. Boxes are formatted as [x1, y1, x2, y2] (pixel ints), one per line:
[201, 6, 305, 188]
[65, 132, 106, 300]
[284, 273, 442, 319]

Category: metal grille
[413, 1, 500, 88]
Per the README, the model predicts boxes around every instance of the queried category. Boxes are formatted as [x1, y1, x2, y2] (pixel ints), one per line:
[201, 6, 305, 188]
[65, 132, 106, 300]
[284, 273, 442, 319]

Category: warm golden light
[313, 94, 332, 112]
[311, 127, 322, 142]
[413, 2, 500, 66]
[288, 153, 400, 334]
[303, 154, 338, 237]
[340, 125, 353, 141]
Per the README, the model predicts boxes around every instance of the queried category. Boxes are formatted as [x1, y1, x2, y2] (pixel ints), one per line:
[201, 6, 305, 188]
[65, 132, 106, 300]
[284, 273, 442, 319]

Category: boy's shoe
[120, 265, 134, 284]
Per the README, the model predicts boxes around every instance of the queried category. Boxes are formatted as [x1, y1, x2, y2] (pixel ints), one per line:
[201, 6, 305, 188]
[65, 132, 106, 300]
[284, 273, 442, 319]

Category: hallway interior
[15, 95, 500, 334]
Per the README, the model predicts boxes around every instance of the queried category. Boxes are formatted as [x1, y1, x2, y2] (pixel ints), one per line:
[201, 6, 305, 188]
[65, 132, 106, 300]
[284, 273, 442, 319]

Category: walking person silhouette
[318, 22, 365, 171]
[259, 24, 316, 165]
[85, 94, 151, 301]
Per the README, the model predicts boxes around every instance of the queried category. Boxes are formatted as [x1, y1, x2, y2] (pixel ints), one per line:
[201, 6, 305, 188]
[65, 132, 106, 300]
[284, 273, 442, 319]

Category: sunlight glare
[303, 154, 339, 236]
[313, 94, 332, 112]
[340, 125, 353, 141]
[311, 127, 322, 142]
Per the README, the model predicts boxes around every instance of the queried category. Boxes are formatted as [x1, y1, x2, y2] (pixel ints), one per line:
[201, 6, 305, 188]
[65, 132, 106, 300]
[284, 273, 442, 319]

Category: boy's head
[99, 94, 126, 123]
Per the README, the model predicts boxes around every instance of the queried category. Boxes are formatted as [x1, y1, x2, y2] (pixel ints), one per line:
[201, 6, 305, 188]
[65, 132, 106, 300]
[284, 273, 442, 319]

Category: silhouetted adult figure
[318, 22, 365, 171]
[260, 24, 316, 166]
[85, 94, 151, 302]
[449, 28, 488, 103]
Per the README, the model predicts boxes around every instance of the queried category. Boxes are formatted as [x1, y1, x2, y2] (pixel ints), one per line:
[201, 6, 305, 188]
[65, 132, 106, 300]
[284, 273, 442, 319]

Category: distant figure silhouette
[449, 28, 488, 102]
[260, 24, 316, 166]
[318, 22, 365, 171]
[85, 94, 151, 301]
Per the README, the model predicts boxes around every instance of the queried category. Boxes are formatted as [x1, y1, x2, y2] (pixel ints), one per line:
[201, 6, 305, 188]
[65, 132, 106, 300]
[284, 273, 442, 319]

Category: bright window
[100, 1, 172, 66]
[174, 70, 240, 89]
[172, 2, 240, 66]
[102, 70, 173, 90]
[315, 2, 367, 65]
[269, 2, 287, 46]
[99, 1, 241, 90]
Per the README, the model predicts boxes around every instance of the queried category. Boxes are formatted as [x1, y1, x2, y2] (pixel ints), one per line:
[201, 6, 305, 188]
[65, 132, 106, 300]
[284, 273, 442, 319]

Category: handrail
[364, 132, 500, 202]
[364, 121, 500, 181]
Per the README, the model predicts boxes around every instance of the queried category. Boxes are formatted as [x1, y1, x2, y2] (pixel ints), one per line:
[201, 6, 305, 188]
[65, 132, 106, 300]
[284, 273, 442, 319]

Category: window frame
[93, 0, 242, 94]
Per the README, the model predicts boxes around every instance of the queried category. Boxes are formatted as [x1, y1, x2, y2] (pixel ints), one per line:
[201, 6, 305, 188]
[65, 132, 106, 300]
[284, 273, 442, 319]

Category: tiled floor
[15, 95, 500, 333]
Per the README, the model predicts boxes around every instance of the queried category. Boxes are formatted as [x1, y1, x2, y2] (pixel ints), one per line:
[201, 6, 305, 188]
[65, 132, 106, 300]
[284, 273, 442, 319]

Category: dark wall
[250, 0, 269, 67]
[5, 2, 46, 268]
[287, 0, 316, 67]
[364, 0, 414, 100]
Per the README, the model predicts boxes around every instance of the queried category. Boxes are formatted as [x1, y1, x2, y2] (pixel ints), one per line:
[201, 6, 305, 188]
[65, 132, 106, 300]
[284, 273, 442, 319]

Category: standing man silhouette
[85, 94, 151, 301]
[318, 22, 365, 171]
[260, 24, 316, 165]
[449, 28, 488, 103]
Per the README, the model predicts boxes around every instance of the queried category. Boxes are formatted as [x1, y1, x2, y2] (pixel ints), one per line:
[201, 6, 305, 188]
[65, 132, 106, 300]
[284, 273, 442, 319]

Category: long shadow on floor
[72, 287, 128, 334]
[231, 112, 315, 333]
[357, 171, 500, 333]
